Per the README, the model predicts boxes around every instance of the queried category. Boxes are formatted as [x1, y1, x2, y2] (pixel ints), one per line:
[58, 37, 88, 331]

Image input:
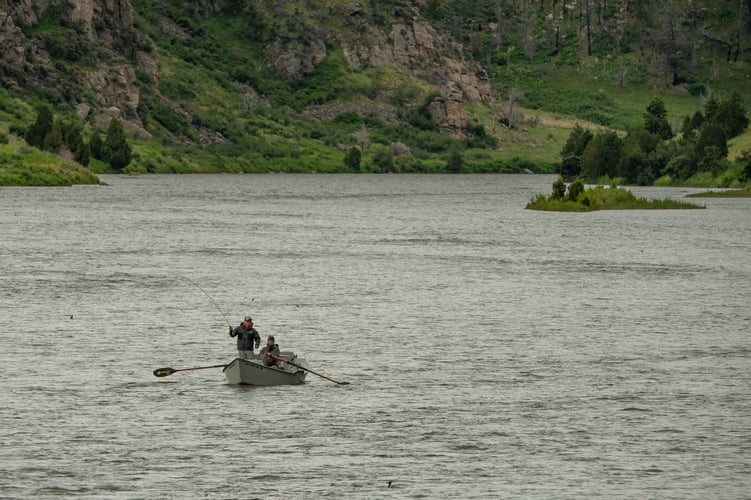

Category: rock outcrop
[0, 0, 145, 132]
[1, 1, 491, 139]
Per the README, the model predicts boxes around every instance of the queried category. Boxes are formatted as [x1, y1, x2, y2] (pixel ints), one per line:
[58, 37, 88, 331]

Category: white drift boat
[223, 352, 310, 386]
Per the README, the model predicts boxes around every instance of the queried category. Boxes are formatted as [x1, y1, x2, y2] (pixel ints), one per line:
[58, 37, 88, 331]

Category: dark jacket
[259, 343, 281, 366]
[230, 325, 260, 352]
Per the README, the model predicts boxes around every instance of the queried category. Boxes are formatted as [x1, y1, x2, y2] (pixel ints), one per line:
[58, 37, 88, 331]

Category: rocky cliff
[0, 0, 155, 137]
[1, 0, 490, 137]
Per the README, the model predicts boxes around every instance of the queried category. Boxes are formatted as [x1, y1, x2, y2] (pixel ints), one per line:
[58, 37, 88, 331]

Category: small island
[686, 188, 751, 198]
[527, 178, 705, 212]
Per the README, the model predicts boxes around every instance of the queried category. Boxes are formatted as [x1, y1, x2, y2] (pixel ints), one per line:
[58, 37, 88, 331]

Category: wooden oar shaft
[153, 364, 227, 377]
[176, 364, 227, 372]
[270, 354, 349, 385]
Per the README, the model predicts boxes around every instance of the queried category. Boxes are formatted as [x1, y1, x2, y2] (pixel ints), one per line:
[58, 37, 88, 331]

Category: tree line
[424, 0, 748, 87]
[25, 106, 132, 171]
[558, 94, 750, 185]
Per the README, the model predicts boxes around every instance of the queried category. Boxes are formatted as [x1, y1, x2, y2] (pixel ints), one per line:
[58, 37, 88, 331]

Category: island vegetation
[686, 188, 751, 197]
[526, 178, 705, 212]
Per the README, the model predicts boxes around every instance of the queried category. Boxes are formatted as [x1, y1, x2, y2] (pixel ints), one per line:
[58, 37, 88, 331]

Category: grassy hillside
[1, 0, 749, 184]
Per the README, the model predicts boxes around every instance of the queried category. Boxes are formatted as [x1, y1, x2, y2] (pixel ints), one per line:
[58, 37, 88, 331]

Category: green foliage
[43, 121, 64, 152]
[559, 124, 593, 179]
[644, 98, 673, 139]
[617, 127, 660, 185]
[446, 150, 464, 173]
[343, 147, 361, 171]
[3, 0, 751, 185]
[527, 183, 704, 212]
[25, 106, 54, 149]
[581, 131, 622, 181]
[711, 92, 749, 139]
[369, 145, 394, 173]
[104, 119, 132, 171]
[551, 177, 567, 199]
[566, 179, 585, 201]
[89, 130, 104, 160]
[695, 123, 729, 166]
[404, 92, 441, 131]
[0, 136, 99, 186]
[740, 150, 751, 182]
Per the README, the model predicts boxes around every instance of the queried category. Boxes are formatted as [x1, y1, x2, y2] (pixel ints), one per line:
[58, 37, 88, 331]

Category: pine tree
[43, 121, 64, 152]
[89, 130, 104, 160]
[26, 106, 54, 149]
[644, 98, 673, 140]
[343, 147, 361, 171]
[104, 119, 132, 171]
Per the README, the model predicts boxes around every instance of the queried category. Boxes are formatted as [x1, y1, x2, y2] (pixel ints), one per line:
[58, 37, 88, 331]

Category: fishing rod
[187, 278, 232, 328]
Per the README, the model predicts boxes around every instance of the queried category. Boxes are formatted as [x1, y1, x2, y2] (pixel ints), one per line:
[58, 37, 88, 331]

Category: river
[1, 174, 749, 498]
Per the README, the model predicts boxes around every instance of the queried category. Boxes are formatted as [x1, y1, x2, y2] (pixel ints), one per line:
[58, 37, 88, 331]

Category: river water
[1, 174, 749, 499]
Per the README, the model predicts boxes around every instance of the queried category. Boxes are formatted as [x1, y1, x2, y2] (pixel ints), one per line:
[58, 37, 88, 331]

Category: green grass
[527, 184, 705, 211]
[0, 136, 99, 186]
[728, 128, 751, 160]
[686, 188, 751, 198]
[3, 0, 750, 184]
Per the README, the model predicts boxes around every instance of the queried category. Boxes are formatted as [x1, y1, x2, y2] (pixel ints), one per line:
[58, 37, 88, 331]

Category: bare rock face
[88, 64, 141, 120]
[428, 83, 469, 136]
[1, 0, 142, 127]
[267, 37, 328, 81]
[338, 18, 488, 136]
[342, 19, 490, 101]
[0, 11, 25, 73]
[67, 0, 136, 45]
[262, 7, 489, 135]
[0, 0, 45, 26]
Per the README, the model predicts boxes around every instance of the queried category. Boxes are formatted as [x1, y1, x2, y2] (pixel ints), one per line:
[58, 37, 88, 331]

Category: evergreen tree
[61, 121, 88, 166]
[446, 150, 464, 173]
[738, 150, 751, 182]
[712, 93, 749, 139]
[617, 128, 660, 185]
[559, 124, 593, 180]
[104, 119, 132, 171]
[682, 110, 704, 137]
[43, 121, 64, 152]
[644, 98, 673, 140]
[581, 131, 622, 181]
[343, 147, 361, 171]
[89, 129, 104, 160]
[370, 145, 394, 173]
[704, 95, 719, 121]
[25, 105, 54, 149]
[695, 123, 728, 166]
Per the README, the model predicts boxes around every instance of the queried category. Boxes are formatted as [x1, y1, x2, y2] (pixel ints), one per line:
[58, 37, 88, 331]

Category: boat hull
[223, 356, 308, 386]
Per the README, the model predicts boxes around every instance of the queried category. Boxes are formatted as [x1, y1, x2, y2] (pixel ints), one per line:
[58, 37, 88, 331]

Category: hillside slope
[0, 0, 749, 178]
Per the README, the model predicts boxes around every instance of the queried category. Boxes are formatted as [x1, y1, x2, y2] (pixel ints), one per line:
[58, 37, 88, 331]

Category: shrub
[344, 147, 361, 171]
[446, 150, 464, 173]
[566, 179, 585, 201]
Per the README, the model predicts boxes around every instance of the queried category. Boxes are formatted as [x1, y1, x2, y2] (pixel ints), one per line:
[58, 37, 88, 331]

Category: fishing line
[186, 278, 232, 328]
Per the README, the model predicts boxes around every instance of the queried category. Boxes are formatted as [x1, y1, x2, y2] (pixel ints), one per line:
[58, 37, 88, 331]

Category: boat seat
[278, 351, 296, 362]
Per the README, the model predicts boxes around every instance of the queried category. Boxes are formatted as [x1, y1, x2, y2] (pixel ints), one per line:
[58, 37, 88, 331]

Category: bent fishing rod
[186, 278, 232, 328]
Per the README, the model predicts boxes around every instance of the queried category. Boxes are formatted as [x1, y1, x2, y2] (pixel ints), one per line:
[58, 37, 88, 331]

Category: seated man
[259, 335, 281, 367]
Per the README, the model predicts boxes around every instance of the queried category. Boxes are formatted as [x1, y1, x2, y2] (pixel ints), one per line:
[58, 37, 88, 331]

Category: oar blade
[153, 367, 177, 377]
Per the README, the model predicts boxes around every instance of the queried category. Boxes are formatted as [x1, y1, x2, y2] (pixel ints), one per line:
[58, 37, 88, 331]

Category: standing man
[259, 335, 281, 367]
[229, 316, 260, 359]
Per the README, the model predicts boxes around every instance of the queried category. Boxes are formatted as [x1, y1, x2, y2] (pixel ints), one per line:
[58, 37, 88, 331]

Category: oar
[270, 354, 350, 385]
[153, 364, 228, 377]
